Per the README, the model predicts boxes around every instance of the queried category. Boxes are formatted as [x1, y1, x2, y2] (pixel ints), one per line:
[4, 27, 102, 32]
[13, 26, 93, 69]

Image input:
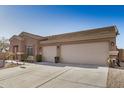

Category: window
[26, 46, 33, 56]
[13, 45, 18, 53]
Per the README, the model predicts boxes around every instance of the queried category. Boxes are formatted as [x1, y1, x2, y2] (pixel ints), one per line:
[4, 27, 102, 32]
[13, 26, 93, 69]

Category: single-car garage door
[61, 42, 109, 65]
[42, 46, 57, 62]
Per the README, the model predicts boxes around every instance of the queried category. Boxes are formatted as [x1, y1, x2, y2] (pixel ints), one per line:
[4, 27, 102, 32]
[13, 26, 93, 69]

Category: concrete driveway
[0, 62, 108, 88]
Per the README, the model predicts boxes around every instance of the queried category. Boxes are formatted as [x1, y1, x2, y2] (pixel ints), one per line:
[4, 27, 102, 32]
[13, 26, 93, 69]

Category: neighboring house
[9, 26, 119, 65]
[119, 49, 124, 62]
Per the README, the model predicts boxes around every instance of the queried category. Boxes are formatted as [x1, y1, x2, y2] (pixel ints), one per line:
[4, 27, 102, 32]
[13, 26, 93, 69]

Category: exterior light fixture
[111, 42, 115, 46]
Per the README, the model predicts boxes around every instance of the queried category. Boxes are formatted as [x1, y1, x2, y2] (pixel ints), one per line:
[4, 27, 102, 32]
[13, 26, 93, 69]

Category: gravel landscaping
[0, 61, 22, 69]
[107, 62, 124, 88]
[4, 62, 20, 68]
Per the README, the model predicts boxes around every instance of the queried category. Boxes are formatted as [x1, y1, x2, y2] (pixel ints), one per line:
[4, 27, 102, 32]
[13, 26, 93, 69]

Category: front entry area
[13, 45, 19, 60]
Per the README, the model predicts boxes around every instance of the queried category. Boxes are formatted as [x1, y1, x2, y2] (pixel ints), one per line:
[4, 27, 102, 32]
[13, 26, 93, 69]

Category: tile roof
[40, 26, 118, 45]
[19, 32, 46, 40]
[10, 26, 119, 44]
[10, 32, 46, 41]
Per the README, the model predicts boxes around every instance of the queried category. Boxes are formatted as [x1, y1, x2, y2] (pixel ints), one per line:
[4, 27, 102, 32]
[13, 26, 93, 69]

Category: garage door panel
[42, 46, 56, 62]
[61, 42, 109, 65]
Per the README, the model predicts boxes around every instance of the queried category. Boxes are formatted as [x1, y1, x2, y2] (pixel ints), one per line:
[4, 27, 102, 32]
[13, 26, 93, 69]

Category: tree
[0, 37, 9, 53]
[0, 37, 9, 66]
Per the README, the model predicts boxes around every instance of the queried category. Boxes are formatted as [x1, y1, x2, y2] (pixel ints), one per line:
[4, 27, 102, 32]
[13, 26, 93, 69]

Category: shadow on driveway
[31, 62, 106, 69]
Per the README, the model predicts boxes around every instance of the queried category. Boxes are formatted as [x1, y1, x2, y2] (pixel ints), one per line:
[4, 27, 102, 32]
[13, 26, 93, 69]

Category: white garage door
[61, 42, 109, 65]
[42, 46, 57, 62]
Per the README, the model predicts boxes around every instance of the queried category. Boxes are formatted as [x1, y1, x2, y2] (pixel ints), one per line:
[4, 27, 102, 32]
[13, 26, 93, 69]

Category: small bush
[21, 54, 28, 62]
[36, 55, 42, 62]
[7, 52, 15, 60]
[107, 58, 115, 68]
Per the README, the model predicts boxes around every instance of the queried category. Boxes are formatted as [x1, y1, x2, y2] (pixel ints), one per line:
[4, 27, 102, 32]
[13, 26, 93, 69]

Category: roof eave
[113, 25, 120, 36]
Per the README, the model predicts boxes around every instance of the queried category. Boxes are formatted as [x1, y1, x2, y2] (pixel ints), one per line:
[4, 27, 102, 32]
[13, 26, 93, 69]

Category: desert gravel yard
[0, 62, 108, 88]
[107, 62, 124, 88]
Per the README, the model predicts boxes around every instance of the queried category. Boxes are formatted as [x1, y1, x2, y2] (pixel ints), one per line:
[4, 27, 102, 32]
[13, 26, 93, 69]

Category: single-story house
[9, 26, 119, 65]
[119, 49, 124, 62]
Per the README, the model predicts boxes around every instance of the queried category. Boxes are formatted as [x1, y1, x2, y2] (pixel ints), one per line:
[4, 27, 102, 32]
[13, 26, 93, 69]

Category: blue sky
[0, 5, 123, 48]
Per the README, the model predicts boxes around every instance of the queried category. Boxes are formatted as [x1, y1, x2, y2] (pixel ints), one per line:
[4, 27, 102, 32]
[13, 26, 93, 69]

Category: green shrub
[36, 55, 42, 62]
[21, 54, 28, 62]
[7, 52, 15, 60]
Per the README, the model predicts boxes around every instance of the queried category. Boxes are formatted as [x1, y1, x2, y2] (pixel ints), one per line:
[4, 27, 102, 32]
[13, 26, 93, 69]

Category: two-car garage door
[61, 42, 109, 65]
[42, 42, 109, 65]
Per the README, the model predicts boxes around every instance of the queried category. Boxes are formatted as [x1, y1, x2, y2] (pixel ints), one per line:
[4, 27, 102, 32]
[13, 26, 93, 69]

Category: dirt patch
[107, 66, 124, 88]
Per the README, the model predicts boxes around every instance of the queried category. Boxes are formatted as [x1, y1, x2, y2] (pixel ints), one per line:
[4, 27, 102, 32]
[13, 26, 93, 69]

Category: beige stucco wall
[42, 46, 57, 62]
[60, 42, 109, 65]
